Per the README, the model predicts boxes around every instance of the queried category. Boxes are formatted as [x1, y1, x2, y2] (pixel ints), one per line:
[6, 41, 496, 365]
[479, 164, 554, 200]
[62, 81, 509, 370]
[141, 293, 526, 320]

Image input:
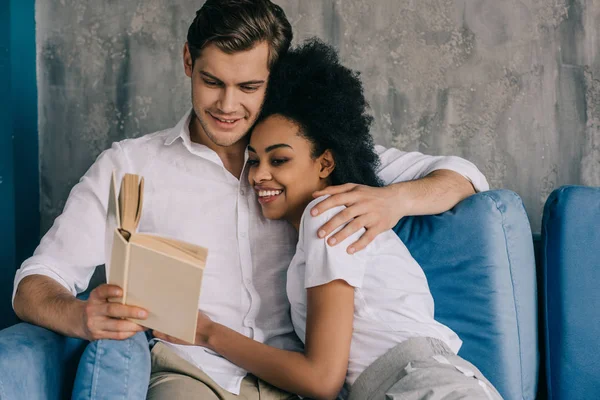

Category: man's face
[183, 42, 270, 149]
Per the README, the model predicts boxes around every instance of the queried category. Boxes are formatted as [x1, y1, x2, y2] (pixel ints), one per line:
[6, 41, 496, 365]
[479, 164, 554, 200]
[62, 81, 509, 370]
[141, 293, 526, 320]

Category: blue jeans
[71, 331, 151, 400]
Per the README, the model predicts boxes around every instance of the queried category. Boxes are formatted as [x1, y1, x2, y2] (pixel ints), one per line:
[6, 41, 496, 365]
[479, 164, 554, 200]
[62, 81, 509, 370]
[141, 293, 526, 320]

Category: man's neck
[189, 115, 248, 179]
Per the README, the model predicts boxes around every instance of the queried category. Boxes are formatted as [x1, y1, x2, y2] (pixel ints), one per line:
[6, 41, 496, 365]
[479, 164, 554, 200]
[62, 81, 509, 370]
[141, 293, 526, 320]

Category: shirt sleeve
[300, 197, 368, 290]
[375, 145, 490, 192]
[12, 141, 130, 306]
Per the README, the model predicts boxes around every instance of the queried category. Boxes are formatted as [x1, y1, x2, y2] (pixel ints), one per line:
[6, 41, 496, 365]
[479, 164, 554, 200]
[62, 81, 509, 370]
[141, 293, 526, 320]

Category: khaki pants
[147, 342, 299, 400]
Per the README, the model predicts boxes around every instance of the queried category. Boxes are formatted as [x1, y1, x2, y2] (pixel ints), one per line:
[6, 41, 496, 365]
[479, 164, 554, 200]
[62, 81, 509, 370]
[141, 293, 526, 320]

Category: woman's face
[247, 115, 332, 228]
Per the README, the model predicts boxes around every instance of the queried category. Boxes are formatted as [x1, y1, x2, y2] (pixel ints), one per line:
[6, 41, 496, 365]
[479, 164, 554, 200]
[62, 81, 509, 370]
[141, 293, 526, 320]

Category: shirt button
[245, 278, 252, 285]
[240, 232, 247, 238]
[240, 189, 245, 196]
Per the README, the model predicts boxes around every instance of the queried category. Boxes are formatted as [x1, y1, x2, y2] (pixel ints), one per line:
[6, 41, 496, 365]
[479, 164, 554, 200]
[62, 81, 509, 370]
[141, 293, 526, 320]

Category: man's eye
[204, 80, 219, 87]
[246, 159, 259, 167]
[241, 85, 259, 92]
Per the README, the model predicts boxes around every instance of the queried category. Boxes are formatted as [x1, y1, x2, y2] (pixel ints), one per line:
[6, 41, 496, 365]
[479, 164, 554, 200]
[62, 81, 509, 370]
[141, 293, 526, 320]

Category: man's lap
[71, 331, 151, 400]
[148, 342, 297, 400]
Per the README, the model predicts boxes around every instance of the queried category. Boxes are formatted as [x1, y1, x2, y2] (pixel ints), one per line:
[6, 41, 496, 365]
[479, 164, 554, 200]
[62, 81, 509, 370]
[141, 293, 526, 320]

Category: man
[12, 1, 488, 399]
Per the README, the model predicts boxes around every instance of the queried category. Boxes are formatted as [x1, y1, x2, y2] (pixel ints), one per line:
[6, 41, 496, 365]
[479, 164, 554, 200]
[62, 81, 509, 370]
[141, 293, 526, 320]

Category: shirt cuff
[422, 156, 490, 193]
[12, 265, 76, 309]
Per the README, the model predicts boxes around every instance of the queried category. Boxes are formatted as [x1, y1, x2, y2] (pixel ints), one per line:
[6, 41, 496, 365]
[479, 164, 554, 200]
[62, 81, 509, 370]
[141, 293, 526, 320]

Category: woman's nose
[253, 164, 272, 183]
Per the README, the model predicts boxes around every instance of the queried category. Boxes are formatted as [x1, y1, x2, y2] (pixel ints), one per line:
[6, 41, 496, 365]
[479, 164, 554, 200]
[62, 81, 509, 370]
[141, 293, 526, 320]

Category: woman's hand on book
[153, 311, 215, 347]
[82, 284, 148, 341]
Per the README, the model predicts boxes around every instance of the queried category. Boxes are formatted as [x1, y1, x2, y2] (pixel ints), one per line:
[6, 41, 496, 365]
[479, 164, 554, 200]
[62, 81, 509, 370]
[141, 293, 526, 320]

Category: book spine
[122, 242, 130, 305]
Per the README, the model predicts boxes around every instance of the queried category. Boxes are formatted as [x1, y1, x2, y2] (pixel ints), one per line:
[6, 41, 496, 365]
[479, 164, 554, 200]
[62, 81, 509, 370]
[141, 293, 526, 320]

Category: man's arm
[14, 276, 147, 340]
[311, 147, 489, 254]
[12, 142, 147, 340]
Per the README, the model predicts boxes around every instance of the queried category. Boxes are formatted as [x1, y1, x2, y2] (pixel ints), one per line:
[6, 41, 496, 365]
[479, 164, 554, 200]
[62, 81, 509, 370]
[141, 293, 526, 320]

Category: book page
[119, 174, 144, 233]
[131, 234, 207, 265]
[126, 243, 204, 343]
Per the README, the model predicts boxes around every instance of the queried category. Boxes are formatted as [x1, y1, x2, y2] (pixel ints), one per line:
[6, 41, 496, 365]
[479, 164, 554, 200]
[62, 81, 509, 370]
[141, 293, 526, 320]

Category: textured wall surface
[37, 0, 600, 233]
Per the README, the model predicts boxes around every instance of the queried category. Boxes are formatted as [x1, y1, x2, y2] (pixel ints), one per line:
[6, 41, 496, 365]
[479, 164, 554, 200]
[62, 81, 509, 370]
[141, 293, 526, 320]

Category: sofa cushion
[394, 190, 538, 400]
[542, 185, 600, 399]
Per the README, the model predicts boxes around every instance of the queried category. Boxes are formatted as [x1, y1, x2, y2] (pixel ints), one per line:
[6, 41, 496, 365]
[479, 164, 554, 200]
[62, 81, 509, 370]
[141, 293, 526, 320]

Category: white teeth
[217, 117, 236, 123]
[258, 190, 282, 197]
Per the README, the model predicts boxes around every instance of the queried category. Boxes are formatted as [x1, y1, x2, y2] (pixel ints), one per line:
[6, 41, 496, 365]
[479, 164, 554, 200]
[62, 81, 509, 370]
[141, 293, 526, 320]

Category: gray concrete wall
[37, 0, 600, 234]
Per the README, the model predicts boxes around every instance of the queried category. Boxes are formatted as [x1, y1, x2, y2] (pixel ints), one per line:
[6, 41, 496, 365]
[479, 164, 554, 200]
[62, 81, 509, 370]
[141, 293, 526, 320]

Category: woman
[156, 39, 502, 400]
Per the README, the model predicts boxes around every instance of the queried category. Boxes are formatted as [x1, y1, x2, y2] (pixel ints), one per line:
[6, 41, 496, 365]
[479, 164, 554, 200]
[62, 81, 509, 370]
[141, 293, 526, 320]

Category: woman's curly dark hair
[257, 38, 383, 187]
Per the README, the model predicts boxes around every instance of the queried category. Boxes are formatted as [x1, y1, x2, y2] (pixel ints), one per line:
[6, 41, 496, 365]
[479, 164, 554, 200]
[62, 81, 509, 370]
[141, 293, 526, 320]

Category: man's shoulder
[115, 128, 173, 151]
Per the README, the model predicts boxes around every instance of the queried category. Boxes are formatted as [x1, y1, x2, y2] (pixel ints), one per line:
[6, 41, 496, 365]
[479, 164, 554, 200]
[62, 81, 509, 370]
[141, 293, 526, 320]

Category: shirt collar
[164, 108, 194, 146]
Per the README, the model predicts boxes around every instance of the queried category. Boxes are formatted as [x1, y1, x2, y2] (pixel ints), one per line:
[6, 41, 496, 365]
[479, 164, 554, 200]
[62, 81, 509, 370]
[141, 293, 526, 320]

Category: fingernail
[318, 230, 326, 238]
[138, 311, 147, 318]
[329, 237, 337, 245]
[348, 247, 356, 254]
[311, 209, 319, 216]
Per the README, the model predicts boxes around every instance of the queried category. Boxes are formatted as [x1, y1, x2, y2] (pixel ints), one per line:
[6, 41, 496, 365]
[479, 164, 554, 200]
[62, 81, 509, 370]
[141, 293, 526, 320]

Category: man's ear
[183, 42, 193, 78]
[318, 150, 336, 179]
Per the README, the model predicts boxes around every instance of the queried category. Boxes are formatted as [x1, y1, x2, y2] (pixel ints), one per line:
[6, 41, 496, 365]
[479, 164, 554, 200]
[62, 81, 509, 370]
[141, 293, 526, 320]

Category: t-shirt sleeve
[300, 198, 367, 290]
[374, 145, 489, 193]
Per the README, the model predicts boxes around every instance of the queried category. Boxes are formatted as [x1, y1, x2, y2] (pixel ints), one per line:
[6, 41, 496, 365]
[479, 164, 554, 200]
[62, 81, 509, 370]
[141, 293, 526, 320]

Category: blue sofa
[0, 190, 539, 399]
[541, 186, 600, 399]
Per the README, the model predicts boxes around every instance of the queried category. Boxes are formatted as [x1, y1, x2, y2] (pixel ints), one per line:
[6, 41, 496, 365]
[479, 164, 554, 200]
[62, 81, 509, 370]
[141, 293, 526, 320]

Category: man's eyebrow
[199, 71, 265, 86]
[238, 79, 266, 86]
[199, 71, 223, 83]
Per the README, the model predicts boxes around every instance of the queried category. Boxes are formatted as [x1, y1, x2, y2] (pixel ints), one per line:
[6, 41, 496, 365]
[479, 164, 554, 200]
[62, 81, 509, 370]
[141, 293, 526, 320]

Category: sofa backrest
[394, 190, 539, 400]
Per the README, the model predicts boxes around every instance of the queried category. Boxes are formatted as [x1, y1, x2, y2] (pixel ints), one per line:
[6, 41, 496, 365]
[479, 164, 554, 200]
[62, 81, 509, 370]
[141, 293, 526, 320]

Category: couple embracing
[14, 1, 501, 399]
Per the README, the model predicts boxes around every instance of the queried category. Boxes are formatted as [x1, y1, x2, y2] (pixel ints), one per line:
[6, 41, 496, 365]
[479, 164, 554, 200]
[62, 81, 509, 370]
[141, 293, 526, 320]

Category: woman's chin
[261, 207, 284, 221]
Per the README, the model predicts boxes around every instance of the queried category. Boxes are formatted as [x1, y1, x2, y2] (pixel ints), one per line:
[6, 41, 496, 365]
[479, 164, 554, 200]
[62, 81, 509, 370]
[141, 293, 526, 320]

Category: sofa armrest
[0, 322, 87, 400]
[542, 185, 600, 399]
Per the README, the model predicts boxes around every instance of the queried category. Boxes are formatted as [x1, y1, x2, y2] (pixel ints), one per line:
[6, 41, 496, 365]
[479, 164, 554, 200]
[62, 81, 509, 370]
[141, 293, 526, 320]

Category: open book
[105, 172, 208, 343]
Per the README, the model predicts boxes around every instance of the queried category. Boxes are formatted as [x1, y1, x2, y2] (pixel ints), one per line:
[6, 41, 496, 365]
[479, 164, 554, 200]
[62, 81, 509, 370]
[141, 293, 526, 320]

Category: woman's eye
[246, 159, 259, 167]
[271, 159, 288, 166]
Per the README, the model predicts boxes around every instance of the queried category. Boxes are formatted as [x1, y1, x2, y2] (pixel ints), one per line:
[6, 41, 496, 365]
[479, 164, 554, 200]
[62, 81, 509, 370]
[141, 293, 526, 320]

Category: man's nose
[218, 87, 238, 114]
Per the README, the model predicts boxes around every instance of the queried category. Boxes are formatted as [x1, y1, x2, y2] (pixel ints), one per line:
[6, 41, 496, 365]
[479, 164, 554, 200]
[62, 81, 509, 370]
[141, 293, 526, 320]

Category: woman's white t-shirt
[286, 196, 462, 387]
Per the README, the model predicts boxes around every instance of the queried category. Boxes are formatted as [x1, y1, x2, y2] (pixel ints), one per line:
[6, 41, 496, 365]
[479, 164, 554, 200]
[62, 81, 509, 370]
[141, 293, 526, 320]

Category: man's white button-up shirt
[13, 109, 489, 394]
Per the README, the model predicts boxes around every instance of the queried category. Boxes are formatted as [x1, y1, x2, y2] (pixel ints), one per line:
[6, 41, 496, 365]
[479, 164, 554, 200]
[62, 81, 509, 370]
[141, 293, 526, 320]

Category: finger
[346, 228, 379, 254]
[311, 192, 359, 219]
[318, 207, 362, 240]
[328, 216, 369, 247]
[101, 302, 148, 320]
[89, 284, 123, 303]
[99, 318, 147, 333]
[92, 330, 141, 341]
[312, 183, 357, 198]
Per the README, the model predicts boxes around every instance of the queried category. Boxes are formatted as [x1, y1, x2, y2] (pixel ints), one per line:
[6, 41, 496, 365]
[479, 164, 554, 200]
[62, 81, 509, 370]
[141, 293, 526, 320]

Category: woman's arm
[155, 279, 355, 400]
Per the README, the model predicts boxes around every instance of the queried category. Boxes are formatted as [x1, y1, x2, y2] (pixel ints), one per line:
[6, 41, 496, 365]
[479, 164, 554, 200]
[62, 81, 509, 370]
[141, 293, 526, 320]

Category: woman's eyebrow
[265, 144, 293, 152]
[247, 143, 293, 153]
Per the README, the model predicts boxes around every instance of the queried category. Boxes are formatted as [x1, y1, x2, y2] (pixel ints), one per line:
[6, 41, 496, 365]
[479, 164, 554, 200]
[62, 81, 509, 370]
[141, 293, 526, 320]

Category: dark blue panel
[1, 0, 17, 329]
[11, 0, 39, 267]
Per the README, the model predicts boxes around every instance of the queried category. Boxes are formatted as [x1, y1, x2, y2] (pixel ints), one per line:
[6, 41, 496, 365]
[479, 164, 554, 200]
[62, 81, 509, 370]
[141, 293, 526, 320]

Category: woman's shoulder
[300, 195, 346, 233]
